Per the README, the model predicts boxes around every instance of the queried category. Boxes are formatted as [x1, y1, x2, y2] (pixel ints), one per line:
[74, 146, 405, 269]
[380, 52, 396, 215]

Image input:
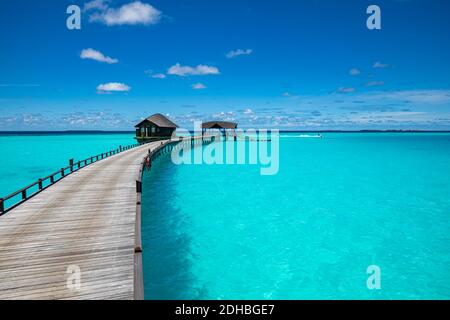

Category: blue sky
[1, 0, 450, 130]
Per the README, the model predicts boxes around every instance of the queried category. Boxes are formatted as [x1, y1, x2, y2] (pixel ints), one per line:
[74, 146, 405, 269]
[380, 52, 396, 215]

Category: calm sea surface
[1, 132, 449, 299]
[141, 133, 450, 299]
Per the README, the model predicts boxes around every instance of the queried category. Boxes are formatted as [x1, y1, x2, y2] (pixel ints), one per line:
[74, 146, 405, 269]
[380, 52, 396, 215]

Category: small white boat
[298, 134, 322, 138]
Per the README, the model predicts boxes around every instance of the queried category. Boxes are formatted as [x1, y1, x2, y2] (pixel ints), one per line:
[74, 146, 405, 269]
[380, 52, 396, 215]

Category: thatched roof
[202, 121, 238, 129]
[135, 113, 178, 128]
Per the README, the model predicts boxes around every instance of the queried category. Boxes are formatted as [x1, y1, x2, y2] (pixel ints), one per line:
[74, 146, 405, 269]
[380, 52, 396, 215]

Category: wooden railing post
[21, 190, 26, 200]
[0, 198, 4, 214]
[136, 180, 142, 194]
[69, 159, 74, 172]
[38, 179, 43, 190]
[61, 168, 65, 177]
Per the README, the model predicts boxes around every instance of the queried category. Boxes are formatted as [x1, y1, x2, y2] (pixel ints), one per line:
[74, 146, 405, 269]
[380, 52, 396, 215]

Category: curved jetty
[0, 140, 175, 300]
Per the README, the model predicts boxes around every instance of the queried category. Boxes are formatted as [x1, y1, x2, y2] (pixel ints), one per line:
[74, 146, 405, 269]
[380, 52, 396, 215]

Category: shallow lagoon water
[1, 132, 449, 299]
[141, 133, 450, 299]
[0, 133, 135, 207]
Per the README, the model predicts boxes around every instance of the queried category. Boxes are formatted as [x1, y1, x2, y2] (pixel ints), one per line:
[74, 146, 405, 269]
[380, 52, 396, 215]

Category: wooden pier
[0, 139, 188, 300]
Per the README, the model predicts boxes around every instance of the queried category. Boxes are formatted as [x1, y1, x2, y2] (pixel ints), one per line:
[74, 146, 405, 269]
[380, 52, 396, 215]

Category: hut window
[151, 126, 156, 134]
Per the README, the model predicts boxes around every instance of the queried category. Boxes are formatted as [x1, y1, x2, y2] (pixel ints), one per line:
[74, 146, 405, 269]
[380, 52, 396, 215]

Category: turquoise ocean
[1, 132, 450, 299]
[0, 133, 136, 208]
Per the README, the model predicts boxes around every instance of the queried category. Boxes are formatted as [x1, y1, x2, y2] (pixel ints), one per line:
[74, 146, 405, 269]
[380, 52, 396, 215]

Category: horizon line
[1, 129, 450, 134]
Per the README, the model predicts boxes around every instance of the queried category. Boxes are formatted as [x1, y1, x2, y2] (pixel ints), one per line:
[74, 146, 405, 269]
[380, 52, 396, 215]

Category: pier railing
[133, 139, 176, 300]
[0, 141, 151, 215]
[133, 135, 214, 300]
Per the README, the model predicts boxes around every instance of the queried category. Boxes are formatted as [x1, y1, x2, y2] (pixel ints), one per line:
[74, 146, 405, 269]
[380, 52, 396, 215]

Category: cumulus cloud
[0, 111, 138, 130]
[80, 48, 118, 64]
[167, 63, 220, 76]
[0, 113, 51, 128]
[211, 111, 236, 122]
[349, 68, 361, 76]
[96, 82, 131, 93]
[144, 69, 166, 78]
[226, 49, 253, 58]
[83, 0, 110, 12]
[88, 1, 162, 26]
[192, 83, 206, 90]
[152, 73, 166, 79]
[59, 111, 133, 128]
[373, 61, 389, 68]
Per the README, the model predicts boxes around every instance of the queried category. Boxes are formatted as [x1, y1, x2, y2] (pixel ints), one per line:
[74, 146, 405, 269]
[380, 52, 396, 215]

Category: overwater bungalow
[202, 121, 238, 131]
[135, 113, 178, 141]
[202, 121, 238, 139]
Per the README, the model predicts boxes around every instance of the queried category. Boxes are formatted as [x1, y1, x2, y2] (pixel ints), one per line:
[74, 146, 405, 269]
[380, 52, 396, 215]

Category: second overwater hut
[202, 121, 238, 139]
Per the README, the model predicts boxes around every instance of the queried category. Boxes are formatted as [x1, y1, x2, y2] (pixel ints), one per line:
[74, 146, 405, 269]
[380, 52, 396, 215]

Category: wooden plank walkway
[0, 140, 168, 300]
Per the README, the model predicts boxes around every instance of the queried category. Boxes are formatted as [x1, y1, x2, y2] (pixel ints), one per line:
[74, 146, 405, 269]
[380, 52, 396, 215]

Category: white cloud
[96, 82, 131, 93]
[167, 63, 220, 76]
[211, 111, 236, 122]
[373, 61, 389, 68]
[282, 92, 291, 97]
[192, 83, 206, 90]
[226, 49, 253, 58]
[337, 87, 356, 93]
[80, 48, 118, 64]
[144, 70, 166, 78]
[89, 1, 162, 26]
[83, 0, 110, 12]
[382, 89, 450, 103]
[243, 108, 254, 114]
[349, 68, 361, 76]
